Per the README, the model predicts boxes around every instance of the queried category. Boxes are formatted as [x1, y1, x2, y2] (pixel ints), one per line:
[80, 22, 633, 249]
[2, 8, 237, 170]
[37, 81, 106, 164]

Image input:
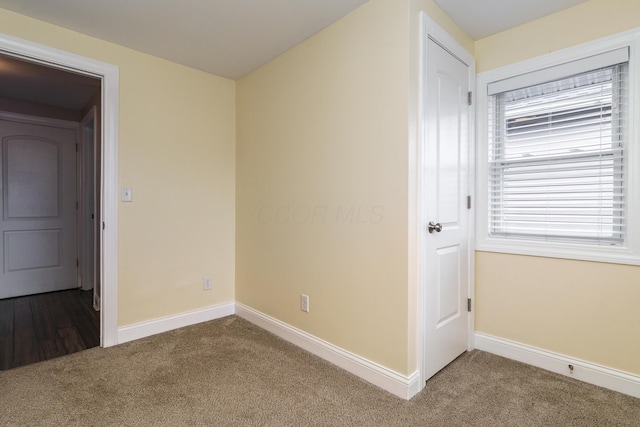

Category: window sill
[476, 237, 640, 266]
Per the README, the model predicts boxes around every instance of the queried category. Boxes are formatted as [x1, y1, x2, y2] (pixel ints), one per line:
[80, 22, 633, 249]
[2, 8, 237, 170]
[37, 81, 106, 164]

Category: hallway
[0, 289, 99, 370]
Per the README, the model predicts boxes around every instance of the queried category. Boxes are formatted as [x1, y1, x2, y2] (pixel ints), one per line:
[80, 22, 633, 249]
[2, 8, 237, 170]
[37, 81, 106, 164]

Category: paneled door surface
[0, 118, 78, 299]
[423, 37, 471, 380]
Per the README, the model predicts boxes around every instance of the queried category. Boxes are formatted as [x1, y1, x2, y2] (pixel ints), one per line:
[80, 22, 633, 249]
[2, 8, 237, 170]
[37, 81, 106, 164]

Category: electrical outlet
[203, 276, 212, 291]
[301, 294, 309, 313]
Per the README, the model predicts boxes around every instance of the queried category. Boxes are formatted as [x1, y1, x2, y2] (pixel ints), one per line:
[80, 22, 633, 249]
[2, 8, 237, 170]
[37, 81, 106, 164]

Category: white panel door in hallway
[423, 37, 471, 381]
[0, 117, 78, 299]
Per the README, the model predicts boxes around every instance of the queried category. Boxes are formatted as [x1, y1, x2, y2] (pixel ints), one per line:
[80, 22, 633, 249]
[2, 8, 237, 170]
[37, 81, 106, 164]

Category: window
[476, 33, 640, 265]
[489, 62, 627, 245]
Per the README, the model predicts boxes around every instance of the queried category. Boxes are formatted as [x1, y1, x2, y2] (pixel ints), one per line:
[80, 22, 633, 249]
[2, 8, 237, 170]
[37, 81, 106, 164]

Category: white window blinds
[487, 53, 629, 245]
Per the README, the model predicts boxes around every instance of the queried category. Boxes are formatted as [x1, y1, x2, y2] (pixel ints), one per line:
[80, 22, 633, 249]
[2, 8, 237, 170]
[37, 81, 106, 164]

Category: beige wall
[474, 0, 640, 375]
[476, 253, 640, 373]
[475, 0, 640, 72]
[236, 0, 473, 375]
[236, 0, 411, 373]
[0, 8, 236, 325]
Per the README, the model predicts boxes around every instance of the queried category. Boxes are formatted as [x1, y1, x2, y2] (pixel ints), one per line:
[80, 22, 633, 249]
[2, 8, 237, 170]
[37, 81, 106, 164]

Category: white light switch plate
[121, 186, 133, 202]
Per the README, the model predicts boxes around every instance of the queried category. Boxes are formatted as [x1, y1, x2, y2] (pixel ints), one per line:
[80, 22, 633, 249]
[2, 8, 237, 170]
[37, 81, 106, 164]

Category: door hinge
[76, 143, 79, 152]
[467, 195, 471, 210]
[467, 298, 472, 312]
[467, 91, 472, 106]
[76, 259, 79, 267]
[102, 222, 105, 230]
[76, 201, 79, 210]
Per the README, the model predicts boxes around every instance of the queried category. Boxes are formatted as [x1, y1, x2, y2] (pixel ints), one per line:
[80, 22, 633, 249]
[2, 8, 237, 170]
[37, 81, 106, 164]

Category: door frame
[79, 107, 97, 299]
[0, 32, 120, 347]
[414, 12, 476, 389]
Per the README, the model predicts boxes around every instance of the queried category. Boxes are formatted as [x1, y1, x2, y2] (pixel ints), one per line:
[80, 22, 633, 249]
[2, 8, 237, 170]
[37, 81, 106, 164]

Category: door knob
[428, 221, 442, 233]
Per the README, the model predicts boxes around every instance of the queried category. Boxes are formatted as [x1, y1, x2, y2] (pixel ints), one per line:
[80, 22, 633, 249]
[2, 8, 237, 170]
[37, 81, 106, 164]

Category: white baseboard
[117, 302, 235, 344]
[235, 303, 421, 400]
[475, 332, 640, 398]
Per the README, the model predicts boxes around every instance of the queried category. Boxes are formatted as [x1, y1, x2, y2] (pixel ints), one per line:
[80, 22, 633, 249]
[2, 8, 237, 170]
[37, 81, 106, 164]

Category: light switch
[121, 186, 133, 202]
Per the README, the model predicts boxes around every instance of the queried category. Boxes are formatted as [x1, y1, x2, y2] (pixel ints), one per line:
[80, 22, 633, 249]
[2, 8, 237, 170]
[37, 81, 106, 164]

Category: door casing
[80, 107, 99, 310]
[0, 32, 120, 347]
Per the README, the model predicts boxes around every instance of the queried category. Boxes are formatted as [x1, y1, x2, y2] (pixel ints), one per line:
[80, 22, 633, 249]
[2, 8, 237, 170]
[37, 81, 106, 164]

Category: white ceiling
[434, 0, 592, 40]
[0, 0, 596, 80]
[0, 0, 596, 111]
[0, 0, 368, 80]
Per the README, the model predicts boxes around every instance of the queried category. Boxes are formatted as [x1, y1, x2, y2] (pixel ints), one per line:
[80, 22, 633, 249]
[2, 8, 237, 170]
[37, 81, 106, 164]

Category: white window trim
[476, 28, 640, 266]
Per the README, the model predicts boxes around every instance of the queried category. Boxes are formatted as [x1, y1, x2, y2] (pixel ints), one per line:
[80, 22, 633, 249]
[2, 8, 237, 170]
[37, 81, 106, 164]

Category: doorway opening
[0, 32, 120, 363]
[0, 54, 101, 369]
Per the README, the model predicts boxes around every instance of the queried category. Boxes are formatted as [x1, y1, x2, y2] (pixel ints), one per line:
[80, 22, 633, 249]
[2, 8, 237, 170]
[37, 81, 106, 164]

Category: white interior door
[0, 117, 78, 299]
[423, 37, 471, 380]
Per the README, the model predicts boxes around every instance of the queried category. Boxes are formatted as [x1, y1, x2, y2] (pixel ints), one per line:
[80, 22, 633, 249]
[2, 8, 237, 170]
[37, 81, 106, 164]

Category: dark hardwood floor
[0, 289, 99, 371]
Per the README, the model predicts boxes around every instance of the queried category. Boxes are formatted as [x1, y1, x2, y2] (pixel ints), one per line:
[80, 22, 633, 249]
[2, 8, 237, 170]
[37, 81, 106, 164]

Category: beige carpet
[1, 316, 638, 426]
